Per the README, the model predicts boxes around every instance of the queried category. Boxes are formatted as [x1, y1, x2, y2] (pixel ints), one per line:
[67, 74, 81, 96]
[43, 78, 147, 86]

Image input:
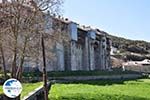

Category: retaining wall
[23, 82, 51, 100]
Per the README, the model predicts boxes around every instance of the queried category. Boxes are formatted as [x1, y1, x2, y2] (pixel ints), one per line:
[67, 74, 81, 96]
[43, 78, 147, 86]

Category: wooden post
[41, 34, 48, 100]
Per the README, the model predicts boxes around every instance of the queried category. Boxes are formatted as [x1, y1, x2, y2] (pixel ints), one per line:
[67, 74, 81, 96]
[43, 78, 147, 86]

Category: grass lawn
[0, 82, 43, 99]
[49, 79, 150, 100]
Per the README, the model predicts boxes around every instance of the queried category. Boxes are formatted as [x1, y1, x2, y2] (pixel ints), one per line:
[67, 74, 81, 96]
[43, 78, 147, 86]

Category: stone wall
[46, 25, 112, 71]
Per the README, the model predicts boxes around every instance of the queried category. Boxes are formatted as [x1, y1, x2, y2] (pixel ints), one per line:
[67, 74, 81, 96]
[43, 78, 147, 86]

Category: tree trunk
[0, 45, 7, 79]
[16, 55, 24, 81]
[11, 46, 17, 78]
[16, 37, 27, 80]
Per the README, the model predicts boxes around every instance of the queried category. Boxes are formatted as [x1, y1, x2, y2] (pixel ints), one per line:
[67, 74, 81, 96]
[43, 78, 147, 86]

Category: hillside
[109, 35, 150, 61]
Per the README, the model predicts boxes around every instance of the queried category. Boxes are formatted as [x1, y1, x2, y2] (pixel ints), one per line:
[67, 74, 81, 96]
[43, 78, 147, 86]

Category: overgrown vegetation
[22, 69, 140, 78]
[49, 79, 150, 100]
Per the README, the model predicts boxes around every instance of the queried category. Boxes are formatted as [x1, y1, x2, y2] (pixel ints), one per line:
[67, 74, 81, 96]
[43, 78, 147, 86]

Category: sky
[63, 0, 150, 42]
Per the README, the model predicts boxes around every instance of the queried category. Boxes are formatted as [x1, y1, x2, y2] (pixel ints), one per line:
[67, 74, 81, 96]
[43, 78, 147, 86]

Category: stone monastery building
[38, 14, 112, 72]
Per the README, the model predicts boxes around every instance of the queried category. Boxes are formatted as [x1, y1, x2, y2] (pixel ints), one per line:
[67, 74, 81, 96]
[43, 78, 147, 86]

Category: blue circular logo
[3, 78, 22, 98]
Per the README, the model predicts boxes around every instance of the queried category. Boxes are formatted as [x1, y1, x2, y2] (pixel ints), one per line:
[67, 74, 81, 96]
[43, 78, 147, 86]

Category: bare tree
[0, 16, 7, 79]
[0, 0, 63, 99]
[0, 0, 38, 79]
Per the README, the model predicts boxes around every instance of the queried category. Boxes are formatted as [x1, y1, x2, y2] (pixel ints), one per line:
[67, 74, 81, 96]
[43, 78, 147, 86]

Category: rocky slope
[109, 35, 150, 61]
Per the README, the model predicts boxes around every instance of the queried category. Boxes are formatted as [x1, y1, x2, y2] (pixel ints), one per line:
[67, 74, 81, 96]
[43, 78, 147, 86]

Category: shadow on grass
[54, 78, 144, 86]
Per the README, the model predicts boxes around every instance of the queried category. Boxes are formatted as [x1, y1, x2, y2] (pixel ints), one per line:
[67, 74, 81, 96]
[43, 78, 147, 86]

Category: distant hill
[109, 34, 150, 61]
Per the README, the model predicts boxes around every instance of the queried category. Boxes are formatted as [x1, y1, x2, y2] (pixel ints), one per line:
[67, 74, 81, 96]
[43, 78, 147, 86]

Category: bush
[127, 46, 148, 54]
[126, 54, 145, 61]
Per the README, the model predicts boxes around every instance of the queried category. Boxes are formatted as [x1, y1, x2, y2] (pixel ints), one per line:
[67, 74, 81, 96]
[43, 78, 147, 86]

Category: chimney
[62, 17, 64, 20]
[58, 15, 61, 19]
[53, 14, 56, 17]
[47, 10, 50, 15]
[65, 18, 68, 21]
[83, 25, 86, 28]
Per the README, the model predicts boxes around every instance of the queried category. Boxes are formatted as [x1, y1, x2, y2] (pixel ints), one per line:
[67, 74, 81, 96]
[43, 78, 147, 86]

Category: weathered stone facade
[38, 16, 112, 72]
[0, 10, 111, 72]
